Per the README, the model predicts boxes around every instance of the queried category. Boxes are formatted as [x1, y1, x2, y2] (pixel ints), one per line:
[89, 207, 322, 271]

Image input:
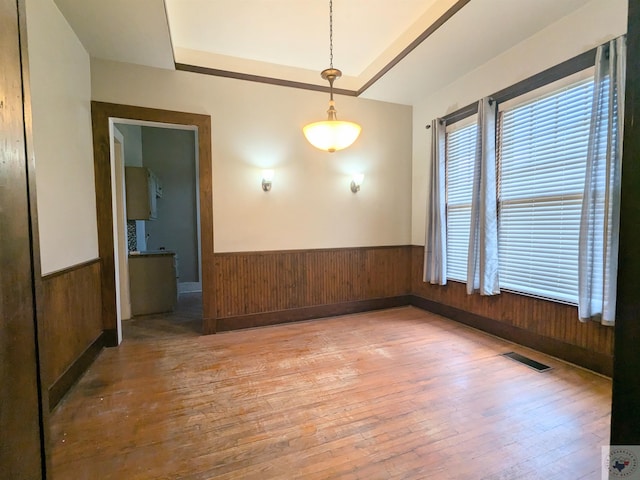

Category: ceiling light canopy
[303, 0, 361, 153]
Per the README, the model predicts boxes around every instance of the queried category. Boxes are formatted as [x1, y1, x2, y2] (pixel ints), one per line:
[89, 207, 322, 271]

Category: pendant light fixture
[303, 0, 361, 153]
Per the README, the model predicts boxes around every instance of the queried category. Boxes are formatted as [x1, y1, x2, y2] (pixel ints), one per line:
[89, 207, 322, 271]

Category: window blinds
[498, 79, 594, 304]
[445, 123, 477, 282]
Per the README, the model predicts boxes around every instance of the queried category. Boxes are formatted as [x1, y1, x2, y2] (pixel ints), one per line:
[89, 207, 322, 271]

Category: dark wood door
[0, 0, 45, 477]
[611, 0, 640, 445]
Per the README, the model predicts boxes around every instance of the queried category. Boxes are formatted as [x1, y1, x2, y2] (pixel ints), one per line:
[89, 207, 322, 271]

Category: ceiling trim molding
[175, 63, 358, 96]
[356, 0, 471, 96]
[162, 0, 177, 66]
[174, 0, 470, 98]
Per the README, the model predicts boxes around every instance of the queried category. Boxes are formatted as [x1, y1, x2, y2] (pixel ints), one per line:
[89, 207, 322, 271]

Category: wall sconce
[262, 169, 274, 192]
[350, 173, 364, 193]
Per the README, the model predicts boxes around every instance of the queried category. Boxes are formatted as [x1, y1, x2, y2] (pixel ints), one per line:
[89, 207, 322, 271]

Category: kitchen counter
[129, 250, 175, 257]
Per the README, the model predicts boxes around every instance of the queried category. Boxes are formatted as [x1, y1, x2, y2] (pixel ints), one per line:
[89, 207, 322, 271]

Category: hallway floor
[123, 291, 202, 340]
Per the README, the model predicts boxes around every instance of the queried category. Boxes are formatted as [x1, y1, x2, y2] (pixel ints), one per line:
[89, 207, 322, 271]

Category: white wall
[142, 127, 199, 282]
[26, 0, 98, 274]
[411, 0, 628, 245]
[115, 123, 143, 167]
[91, 60, 413, 252]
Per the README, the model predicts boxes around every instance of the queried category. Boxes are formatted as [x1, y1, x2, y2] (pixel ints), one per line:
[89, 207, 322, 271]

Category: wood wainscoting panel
[410, 246, 614, 375]
[42, 259, 103, 409]
[211, 246, 412, 332]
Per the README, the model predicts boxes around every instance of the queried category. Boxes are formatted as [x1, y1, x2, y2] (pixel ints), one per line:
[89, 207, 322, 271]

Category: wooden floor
[49, 303, 611, 479]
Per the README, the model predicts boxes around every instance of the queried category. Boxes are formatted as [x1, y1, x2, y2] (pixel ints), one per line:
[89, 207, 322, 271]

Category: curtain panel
[466, 98, 500, 296]
[423, 118, 447, 285]
[578, 36, 626, 326]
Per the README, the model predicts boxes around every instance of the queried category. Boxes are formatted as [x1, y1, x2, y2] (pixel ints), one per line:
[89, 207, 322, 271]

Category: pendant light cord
[329, 0, 333, 69]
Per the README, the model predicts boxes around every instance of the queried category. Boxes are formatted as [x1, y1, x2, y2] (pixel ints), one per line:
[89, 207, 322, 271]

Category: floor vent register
[500, 351, 552, 372]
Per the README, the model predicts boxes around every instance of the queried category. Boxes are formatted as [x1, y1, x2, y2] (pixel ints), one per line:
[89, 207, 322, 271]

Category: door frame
[91, 102, 214, 343]
[110, 125, 130, 341]
[1, 0, 47, 476]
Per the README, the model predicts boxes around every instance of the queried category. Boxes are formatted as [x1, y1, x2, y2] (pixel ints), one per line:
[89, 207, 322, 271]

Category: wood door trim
[1, 0, 47, 476]
[90, 102, 214, 342]
[611, 1, 640, 444]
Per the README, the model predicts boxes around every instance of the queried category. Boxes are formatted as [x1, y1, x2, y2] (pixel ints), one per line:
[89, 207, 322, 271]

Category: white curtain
[424, 118, 447, 284]
[578, 36, 626, 326]
[466, 98, 500, 295]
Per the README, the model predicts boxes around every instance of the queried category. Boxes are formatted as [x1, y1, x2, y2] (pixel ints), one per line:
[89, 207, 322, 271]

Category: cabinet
[125, 166, 161, 220]
[128, 252, 177, 315]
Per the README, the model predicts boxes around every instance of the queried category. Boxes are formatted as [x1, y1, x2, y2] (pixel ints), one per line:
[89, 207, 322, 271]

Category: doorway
[112, 120, 202, 339]
[91, 102, 214, 345]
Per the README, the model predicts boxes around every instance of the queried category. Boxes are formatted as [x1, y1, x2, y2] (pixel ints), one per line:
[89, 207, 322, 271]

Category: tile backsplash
[127, 220, 137, 251]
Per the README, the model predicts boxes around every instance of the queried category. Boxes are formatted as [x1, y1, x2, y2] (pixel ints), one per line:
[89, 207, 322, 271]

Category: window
[498, 79, 594, 303]
[442, 78, 594, 304]
[445, 123, 477, 282]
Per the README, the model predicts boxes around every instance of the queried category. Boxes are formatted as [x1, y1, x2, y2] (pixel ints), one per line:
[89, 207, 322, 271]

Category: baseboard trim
[203, 317, 217, 334]
[409, 295, 613, 377]
[178, 282, 202, 294]
[213, 296, 411, 333]
[102, 328, 118, 347]
[48, 331, 106, 411]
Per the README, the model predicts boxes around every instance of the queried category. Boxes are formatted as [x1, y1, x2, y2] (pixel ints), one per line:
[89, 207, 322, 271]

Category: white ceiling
[54, 0, 175, 70]
[53, 0, 594, 106]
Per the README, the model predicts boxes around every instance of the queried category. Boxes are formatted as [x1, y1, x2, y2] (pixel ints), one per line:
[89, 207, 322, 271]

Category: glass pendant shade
[303, 119, 361, 153]
[303, 69, 361, 153]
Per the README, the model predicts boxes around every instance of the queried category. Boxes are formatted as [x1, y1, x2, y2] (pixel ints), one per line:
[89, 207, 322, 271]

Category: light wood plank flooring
[50, 305, 611, 479]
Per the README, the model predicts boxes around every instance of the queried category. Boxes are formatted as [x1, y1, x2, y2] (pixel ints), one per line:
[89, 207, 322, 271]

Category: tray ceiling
[54, 0, 596, 105]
